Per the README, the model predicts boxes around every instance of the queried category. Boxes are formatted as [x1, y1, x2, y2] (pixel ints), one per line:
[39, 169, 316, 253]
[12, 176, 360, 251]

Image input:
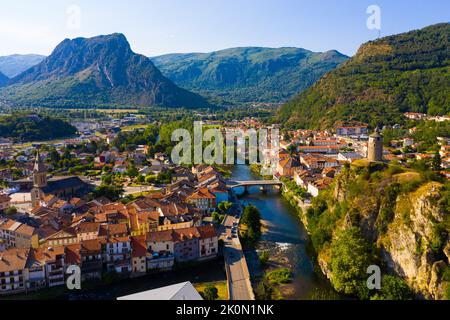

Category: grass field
[194, 281, 228, 300]
[393, 172, 422, 184]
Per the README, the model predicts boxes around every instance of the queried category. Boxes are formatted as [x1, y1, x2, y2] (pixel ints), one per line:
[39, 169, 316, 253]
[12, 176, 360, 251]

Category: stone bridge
[226, 180, 283, 190]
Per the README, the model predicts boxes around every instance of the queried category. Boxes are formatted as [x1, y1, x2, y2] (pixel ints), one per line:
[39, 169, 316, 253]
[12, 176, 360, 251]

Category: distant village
[0, 113, 449, 296]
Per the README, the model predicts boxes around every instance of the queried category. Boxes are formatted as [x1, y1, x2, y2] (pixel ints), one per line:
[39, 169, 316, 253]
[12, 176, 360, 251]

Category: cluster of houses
[273, 125, 369, 197]
[0, 163, 226, 296]
[0, 114, 448, 297]
[274, 123, 450, 197]
[404, 112, 450, 123]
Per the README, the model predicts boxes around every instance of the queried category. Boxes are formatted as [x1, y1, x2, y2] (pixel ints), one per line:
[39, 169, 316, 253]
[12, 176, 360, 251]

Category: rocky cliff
[307, 161, 449, 299]
[381, 182, 449, 299]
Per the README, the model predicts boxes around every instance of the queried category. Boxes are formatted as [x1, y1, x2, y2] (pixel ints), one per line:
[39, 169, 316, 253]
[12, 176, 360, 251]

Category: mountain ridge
[1, 33, 209, 109]
[0, 71, 8, 87]
[152, 46, 349, 103]
[0, 54, 46, 78]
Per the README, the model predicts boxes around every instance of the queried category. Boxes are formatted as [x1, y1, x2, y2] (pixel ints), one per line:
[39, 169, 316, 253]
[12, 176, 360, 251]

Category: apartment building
[0, 248, 29, 295]
[0, 194, 11, 212]
[146, 230, 175, 271]
[197, 226, 218, 259]
[105, 236, 131, 274]
[0, 219, 39, 249]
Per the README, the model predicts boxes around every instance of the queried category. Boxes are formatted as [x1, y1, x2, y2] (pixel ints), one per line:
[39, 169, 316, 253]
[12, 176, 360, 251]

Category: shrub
[265, 268, 292, 285]
[371, 276, 413, 300]
[259, 251, 270, 266]
[201, 284, 219, 300]
[4, 206, 17, 215]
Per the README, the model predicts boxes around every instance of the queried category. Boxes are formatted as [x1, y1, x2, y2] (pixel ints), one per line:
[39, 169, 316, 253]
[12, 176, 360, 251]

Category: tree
[256, 278, 275, 300]
[240, 205, 262, 246]
[212, 212, 225, 224]
[202, 284, 219, 300]
[371, 276, 413, 300]
[145, 175, 157, 184]
[330, 228, 376, 299]
[287, 144, 297, 155]
[127, 165, 139, 178]
[101, 174, 113, 185]
[218, 201, 233, 214]
[136, 175, 145, 183]
[93, 184, 124, 201]
[48, 148, 61, 165]
[259, 251, 270, 266]
[4, 206, 17, 215]
[431, 152, 442, 171]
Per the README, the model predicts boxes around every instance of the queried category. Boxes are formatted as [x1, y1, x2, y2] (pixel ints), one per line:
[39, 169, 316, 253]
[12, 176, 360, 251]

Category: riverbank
[281, 183, 312, 230]
[230, 165, 338, 300]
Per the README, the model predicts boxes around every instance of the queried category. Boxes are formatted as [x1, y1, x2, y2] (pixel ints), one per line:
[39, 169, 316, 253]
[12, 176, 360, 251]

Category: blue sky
[0, 0, 448, 57]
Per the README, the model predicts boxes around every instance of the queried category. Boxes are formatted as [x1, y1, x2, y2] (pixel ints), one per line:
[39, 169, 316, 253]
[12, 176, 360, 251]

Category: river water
[230, 165, 335, 300]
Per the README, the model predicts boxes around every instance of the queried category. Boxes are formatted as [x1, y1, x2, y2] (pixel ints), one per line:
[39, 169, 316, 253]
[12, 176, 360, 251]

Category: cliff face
[314, 162, 449, 299]
[381, 182, 448, 299]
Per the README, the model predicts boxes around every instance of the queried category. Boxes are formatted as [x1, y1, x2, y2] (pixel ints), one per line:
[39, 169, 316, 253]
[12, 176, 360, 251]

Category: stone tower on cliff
[367, 128, 383, 162]
[31, 150, 47, 208]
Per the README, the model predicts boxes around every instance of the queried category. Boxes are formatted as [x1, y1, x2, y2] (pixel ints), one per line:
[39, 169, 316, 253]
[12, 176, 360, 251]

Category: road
[220, 211, 255, 300]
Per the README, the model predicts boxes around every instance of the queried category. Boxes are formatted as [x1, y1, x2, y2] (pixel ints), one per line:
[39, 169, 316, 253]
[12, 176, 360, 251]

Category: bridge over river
[226, 179, 283, 190]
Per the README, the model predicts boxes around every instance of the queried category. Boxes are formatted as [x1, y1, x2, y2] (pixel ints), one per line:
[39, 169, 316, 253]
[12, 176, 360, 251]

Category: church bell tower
[31, 150, 47, 208]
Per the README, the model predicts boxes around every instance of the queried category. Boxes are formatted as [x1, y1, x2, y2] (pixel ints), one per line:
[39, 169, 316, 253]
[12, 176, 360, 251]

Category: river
[230, 165, 336, 300]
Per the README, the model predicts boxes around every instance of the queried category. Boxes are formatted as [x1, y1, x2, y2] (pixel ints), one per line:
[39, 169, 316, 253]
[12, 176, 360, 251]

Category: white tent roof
[117, 282, 203, 301]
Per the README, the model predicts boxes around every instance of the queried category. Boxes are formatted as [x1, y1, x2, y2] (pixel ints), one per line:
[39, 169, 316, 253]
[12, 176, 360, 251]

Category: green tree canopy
[330, 228, 377, 299]
[202, 284, 219, 300]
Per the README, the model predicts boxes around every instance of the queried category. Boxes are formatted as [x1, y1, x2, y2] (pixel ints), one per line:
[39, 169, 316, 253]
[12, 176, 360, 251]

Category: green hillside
[152, 47, 348, 103]
[0, 114, 77, 142]
[277, 23, 450, 129]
